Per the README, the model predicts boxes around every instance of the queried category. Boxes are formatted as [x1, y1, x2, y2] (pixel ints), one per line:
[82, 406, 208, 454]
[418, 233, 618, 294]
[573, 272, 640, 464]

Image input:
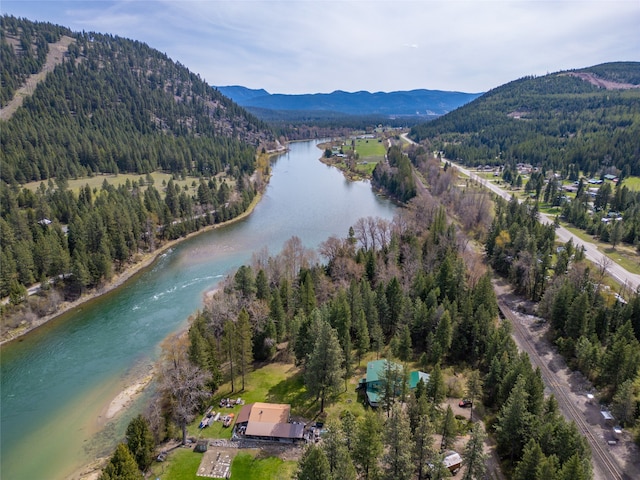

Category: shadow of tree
[266, 371, 317, 419]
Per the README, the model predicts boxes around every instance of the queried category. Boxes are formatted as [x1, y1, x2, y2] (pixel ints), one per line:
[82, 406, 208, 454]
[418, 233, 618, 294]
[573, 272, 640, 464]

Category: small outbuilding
[443, 451, 462, 474]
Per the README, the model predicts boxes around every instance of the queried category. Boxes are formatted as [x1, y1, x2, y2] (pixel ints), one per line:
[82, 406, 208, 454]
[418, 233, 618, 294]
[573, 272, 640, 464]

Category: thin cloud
[2, 0, 639, 93]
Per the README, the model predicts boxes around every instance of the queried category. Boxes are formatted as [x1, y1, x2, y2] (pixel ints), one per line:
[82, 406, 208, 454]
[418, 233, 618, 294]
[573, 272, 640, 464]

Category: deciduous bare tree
[158, 333, 211, 445]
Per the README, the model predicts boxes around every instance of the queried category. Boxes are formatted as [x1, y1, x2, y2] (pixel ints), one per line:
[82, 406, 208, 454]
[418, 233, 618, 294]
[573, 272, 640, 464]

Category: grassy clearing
[149, 448, 202, 480]
[21, 171, 234, 199]
[621, 176, 640, 191]
[231, 451, 297, 480]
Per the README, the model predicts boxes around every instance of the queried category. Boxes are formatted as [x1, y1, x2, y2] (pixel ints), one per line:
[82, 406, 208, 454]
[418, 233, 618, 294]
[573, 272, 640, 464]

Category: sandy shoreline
[103, 372, 155, 421]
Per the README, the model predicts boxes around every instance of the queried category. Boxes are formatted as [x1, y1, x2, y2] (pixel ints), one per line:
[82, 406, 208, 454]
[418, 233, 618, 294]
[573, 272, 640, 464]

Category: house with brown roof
[233, 402, 305, 443]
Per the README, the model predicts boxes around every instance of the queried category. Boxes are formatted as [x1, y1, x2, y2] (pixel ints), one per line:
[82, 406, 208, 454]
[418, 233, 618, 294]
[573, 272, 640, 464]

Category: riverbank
[0, 173, 269, 347]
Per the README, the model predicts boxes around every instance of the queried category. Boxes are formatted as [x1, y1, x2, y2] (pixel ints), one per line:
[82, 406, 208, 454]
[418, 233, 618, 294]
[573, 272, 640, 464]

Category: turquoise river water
[0, 139, 396, 480]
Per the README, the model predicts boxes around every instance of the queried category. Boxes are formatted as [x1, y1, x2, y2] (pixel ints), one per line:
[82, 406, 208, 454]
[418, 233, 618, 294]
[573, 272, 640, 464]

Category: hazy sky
[3, 1, 639, 94]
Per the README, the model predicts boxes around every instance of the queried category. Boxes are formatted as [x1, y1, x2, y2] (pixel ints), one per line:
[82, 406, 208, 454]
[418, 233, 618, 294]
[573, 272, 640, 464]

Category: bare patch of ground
[564, 72, 640, 90]
[0, 35, 76, 121]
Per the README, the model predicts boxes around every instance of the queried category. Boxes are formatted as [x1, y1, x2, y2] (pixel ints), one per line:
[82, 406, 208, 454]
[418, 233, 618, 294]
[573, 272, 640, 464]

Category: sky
[2, 0, 639, 94]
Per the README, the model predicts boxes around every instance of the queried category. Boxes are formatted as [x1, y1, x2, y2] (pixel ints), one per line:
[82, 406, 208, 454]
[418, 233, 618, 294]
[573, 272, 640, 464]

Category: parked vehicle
[458, 399, 472, 408]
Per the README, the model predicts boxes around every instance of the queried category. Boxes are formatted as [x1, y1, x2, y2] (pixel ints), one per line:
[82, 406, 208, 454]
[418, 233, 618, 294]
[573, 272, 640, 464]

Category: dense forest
[0, 16, 273, 184]
[0, 16, 274, 322]
[410, 63, 640, 177]
[100, 157, 593, 479]
[486, 195, 640, 424]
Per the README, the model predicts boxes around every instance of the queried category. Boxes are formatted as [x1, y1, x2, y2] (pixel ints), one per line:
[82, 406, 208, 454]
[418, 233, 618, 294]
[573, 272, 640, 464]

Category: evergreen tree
[304, 319, 345, 413]
[236, 308, 253, 391]
[494, 375, 534, 464]
[558, 453, 591, 480]
[353, 410, 383, 480]
[355, 310, 370, 365]
[125, 415, 155, 472]
[513, 439, 545, 480]
[383, 405, 414, 480]
[461, 422, 487, 480]
[296, 444, 331, 480]
[99, 443, 143, 480]
[426, 362, 446, 406]
[413, 414, 435, 480]
[440, 405, 457, 451]
[321, 421, 356, 480]
[465, 370, 483, 421]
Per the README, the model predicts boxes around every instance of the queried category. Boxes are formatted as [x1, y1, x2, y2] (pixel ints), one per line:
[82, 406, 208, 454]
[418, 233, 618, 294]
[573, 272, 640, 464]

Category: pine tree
[397, 323, 413, 362]
[495, 375, 534, 464]
[465, 370, 483, 421]
[355, 310, 370, 365]
[461, 422, 487, 480]
[296, 444, 331, 480]
[236, 308, 253, 391]
[222, 319, 236, 392]
[99, 443, 143, 480]
[321, 421, 356, 480]
[304, 319, 345, 413]
[413, 414, 435, 480]
[125, 415, 155, 472]
[383, 405, 414, 480]
[440, 405, 457, 451]
[426, 362, 446, 406]
[353, 410, 383, 480]
[513, 439, 544, 480]
[558, 453, 591, 480]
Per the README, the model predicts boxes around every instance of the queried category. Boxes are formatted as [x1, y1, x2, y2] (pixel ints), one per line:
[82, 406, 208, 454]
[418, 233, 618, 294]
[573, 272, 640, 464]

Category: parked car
[458, 399, 472, 408]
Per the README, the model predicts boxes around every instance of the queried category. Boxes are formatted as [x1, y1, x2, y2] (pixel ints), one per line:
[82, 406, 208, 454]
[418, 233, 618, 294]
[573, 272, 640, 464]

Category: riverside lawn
[148, 353, 381, 479]
[148, 351, 472, 479]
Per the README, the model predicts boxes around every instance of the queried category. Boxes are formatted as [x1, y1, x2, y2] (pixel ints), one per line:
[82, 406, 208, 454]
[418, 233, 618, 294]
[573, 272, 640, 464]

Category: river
[0, 139, 396, 480]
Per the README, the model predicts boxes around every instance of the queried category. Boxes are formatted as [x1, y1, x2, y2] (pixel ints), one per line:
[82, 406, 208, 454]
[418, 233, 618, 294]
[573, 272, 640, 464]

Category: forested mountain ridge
[0, 15, 275, 184]
[0, 15, 274, 318]
[216, 85, 482, 118]
[410, 62, 640, 177]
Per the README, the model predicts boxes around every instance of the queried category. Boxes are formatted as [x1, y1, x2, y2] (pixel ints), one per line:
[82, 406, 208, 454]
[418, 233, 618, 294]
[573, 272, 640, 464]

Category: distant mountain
[216, 86, 482, 118]
[410, 62, 640, 176]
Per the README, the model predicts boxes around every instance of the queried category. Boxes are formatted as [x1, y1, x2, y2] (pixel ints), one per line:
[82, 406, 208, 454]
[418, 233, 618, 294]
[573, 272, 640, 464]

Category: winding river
[0, 139, 397, 480]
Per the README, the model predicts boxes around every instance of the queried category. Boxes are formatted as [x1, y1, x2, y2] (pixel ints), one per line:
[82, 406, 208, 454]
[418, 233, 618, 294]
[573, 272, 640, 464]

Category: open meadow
[21, 171, 235, 200]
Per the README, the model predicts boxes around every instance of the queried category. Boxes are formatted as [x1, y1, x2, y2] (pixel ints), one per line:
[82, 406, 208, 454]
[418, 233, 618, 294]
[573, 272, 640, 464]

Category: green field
[21, 171, 234, 199]
[621, 176, 640, 191]
[351, 138, 386, 159]
[231, 452, 297, 480]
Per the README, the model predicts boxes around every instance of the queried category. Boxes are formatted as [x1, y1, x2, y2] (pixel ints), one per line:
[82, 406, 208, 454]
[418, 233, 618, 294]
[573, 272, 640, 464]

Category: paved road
[448, 160, 640, 292]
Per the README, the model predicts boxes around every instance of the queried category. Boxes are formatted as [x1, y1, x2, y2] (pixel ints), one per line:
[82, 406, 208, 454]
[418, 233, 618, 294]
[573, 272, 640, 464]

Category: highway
[448, 160, 640, 293]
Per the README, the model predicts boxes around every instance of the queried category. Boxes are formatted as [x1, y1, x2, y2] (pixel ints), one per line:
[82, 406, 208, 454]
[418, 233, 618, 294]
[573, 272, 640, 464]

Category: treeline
[409, 63, 640, 177]
[487, 195, 640, 431]
[136, 177, 591, 478]
[0, 173, 256, 313]
[1, 15, 274, 184]
[371, 145, 417, 203]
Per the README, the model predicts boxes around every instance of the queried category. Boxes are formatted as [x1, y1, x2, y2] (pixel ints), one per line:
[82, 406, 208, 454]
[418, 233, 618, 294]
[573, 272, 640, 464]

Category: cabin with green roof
[358, 359, 430, 407]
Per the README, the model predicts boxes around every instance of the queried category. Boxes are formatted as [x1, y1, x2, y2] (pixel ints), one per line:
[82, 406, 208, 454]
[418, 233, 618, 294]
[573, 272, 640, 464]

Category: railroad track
[497, 301, 625, 480]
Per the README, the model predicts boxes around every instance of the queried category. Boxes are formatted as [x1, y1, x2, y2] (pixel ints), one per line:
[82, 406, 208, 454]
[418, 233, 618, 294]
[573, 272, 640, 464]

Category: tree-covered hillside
[0, 15, 274, 318]
[0, 15, 274, 184]
[410, 62, 640, 177]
